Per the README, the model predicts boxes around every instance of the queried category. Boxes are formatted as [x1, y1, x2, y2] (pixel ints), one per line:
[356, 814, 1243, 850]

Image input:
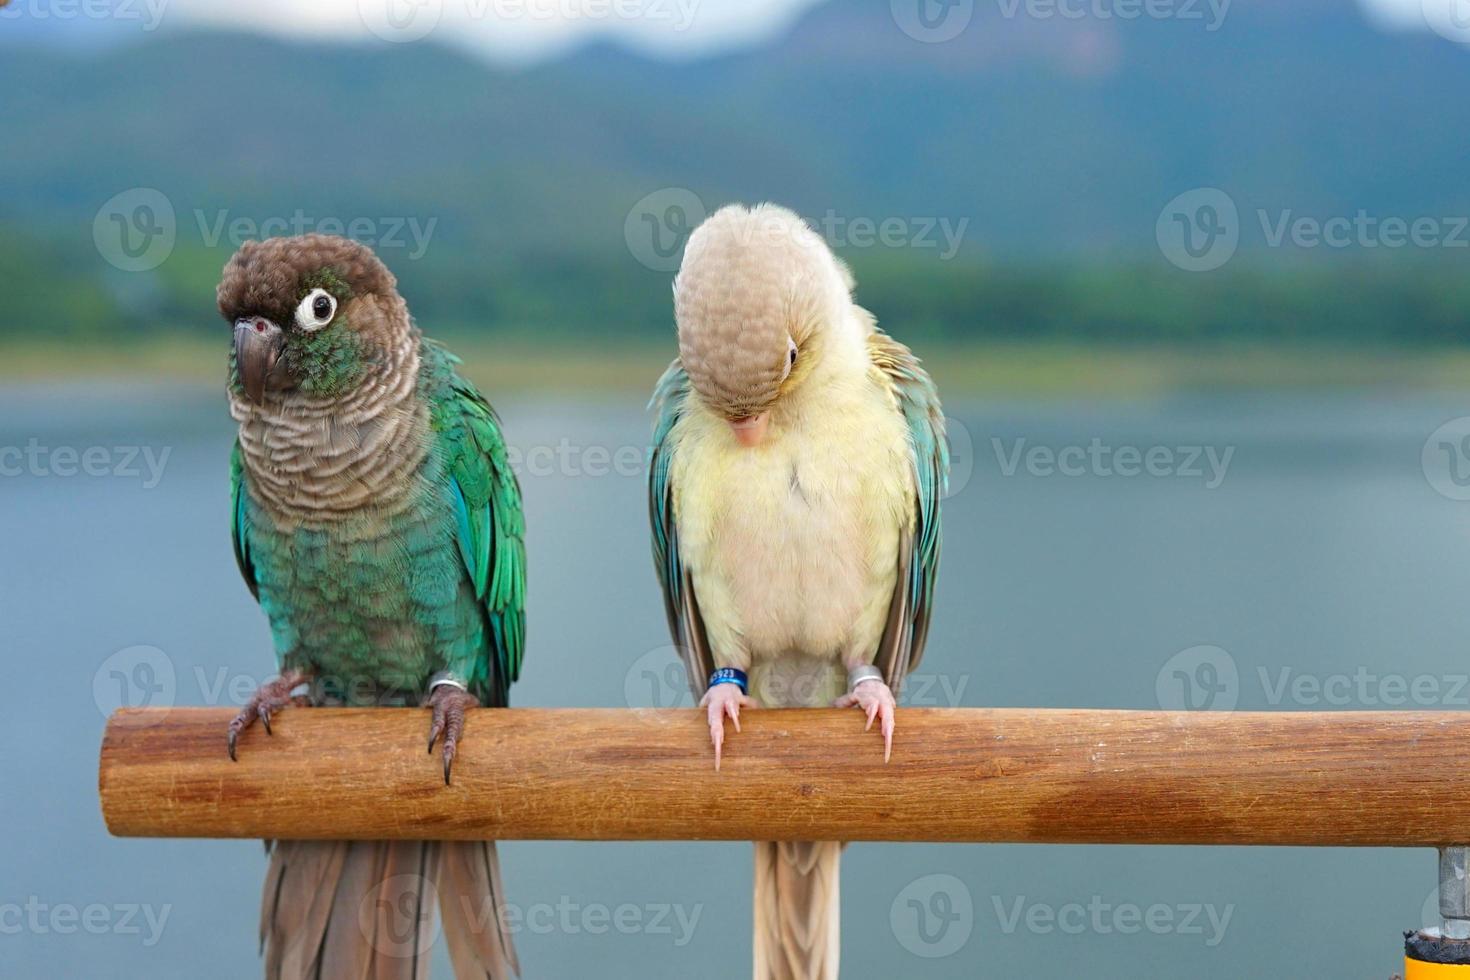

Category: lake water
[5, 383, 1470, 978]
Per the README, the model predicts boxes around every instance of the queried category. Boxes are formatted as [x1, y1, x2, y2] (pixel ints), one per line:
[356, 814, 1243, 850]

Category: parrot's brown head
[218, 234, 408, 404]
[673, 203, 853, 447]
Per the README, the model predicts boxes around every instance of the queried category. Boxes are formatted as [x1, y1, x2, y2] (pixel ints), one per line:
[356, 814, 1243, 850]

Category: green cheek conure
[220, 234, 524, 979]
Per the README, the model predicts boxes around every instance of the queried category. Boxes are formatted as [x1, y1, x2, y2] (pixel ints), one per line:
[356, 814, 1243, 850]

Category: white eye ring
[781, 337, 797, 382]
[294, 288, 337, 331]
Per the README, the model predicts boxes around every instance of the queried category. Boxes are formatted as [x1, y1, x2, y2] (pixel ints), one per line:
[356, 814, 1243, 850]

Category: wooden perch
[99, 707, 1470, 846]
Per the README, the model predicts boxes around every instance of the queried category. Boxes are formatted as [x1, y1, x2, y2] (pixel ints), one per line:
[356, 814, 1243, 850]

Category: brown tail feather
[261, 841, 518, 980]
[752, 841, 841, 980]
[438, 842, 521, 979]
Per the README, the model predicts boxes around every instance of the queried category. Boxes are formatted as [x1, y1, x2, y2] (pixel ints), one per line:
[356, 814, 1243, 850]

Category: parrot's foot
[835, 678, 897, 763]
[426, 684, 480, 785]
[699, 682, 758, 771]
[227, 670, 312, 761]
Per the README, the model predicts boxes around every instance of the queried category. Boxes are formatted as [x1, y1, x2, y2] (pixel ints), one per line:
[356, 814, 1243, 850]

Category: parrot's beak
[728, 412, 770, 448]
[234, 317, 285, 405]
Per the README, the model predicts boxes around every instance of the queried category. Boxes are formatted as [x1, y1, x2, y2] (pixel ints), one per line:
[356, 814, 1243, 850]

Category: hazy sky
[153, 0, 829, 62]
[4, 0, 1452, 62]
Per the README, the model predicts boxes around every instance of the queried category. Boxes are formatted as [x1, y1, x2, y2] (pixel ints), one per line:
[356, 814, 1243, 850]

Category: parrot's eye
[781, 337, 798, 382]
[295, 288, 337, 331]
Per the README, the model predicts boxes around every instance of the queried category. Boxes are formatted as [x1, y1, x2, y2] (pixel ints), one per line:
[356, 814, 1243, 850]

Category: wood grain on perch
[99, 707, 1470, 845]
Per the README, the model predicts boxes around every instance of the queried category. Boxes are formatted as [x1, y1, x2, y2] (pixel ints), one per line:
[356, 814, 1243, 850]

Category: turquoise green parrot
[648, 204, 947, 979]
[220, 234, 523, 979]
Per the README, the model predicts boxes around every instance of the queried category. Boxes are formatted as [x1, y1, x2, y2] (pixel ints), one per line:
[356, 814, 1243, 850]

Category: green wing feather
[230, 441, 259, 601]
[432, 345, 527, 706]
[648, 359, 715, 697]
[869, 329, 948, 681]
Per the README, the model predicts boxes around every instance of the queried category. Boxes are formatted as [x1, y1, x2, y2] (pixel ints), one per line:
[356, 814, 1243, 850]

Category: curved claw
[835, 678, 897, 763]
[226, 670, 309, 761]
[699, 684, 758, 771]
[426, 685, 479, 785]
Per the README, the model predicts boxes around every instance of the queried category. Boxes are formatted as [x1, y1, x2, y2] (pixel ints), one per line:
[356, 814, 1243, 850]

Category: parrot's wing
[648, 358, 717, 700]
[433, 346, 527, 706]
[869, 328, 948, 686]
[229, 440, 260, 601]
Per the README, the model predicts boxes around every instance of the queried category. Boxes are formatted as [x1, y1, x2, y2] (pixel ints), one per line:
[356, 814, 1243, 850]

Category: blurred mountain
[5, 0, 1470, 255]
[3, 0, 1469, 346]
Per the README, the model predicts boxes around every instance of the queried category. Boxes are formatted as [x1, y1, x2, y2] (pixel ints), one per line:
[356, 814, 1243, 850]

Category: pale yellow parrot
[648, 203, 947, 979]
